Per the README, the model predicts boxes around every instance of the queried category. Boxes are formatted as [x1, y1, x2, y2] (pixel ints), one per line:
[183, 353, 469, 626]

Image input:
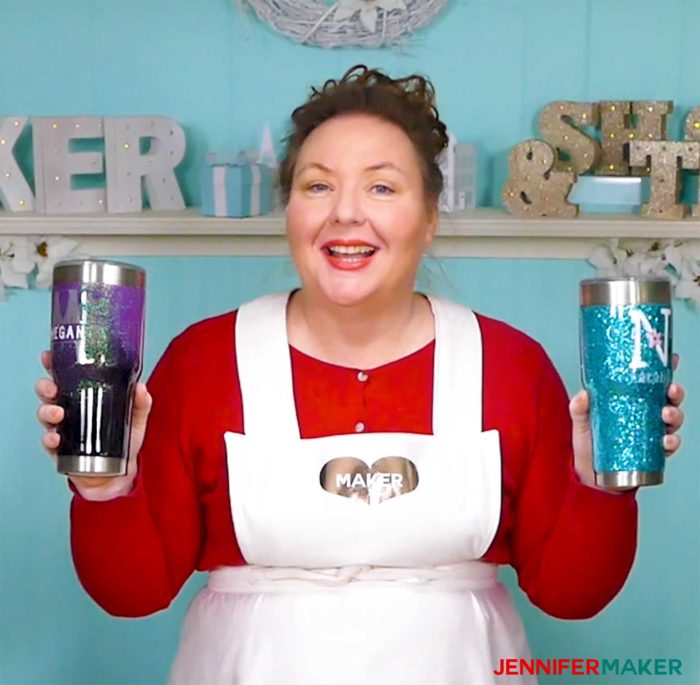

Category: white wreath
[237, 0, 448, 48]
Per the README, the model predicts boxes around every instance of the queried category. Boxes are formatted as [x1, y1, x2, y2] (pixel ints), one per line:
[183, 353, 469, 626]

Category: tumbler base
[595, 470, 663, 489]
[57, 456, 127, 477]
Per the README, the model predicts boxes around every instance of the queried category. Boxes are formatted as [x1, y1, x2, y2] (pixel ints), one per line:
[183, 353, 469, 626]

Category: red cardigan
[69, 309, 638, 619]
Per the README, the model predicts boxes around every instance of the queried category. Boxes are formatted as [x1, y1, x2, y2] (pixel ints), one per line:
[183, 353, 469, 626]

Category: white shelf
[1, 207, 699, 259]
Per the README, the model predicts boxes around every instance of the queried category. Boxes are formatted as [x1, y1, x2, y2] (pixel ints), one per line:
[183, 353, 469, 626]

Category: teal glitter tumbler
[580, 277, 672, 490]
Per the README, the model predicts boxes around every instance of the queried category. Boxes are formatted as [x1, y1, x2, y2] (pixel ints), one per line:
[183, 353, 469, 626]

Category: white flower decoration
[0, 235, 82, 300]
[663, 243, 684, 273]
[673, 252, 700, 306]
[588, 239, 632, 277]
[28, 236, 81, 288]
[0, 237, 35, 292]
[334, 0, 407, 33]
[588, 238, 700, 306]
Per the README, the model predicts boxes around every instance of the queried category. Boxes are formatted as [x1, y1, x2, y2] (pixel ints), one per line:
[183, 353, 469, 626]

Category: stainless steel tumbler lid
[53, 259, 145, 288]
[580, 277, 671, 307]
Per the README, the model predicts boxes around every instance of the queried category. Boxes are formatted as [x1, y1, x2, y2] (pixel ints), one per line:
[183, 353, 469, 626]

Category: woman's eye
[372, 184, 394, 195]
[307, 182, 330, 193]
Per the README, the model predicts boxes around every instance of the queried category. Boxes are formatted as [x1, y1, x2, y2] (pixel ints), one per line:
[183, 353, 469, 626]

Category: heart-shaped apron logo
[320, 457, 419, 504]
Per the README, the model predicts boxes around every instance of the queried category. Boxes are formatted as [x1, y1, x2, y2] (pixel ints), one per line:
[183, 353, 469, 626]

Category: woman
[36, 66, 686, 684]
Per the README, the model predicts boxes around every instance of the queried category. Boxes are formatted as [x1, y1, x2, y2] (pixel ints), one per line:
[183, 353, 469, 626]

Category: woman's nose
[329, 188, 365, 226]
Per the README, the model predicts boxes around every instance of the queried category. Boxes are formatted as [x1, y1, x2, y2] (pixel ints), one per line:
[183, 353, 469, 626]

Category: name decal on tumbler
[629, 307, 671, 370]
[52, 287, 95, 363]
[52, 323, 84, 341]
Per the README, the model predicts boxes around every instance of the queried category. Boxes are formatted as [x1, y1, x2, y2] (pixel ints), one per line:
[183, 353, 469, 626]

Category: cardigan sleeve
[69, 334, 202, 618]
[509, 344, 639, 619]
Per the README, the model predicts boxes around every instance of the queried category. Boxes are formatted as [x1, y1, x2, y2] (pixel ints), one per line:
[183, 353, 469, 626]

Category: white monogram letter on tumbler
[580, 278, 672, 489]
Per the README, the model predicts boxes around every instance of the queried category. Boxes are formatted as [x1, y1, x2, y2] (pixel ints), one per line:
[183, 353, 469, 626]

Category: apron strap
[428, 296, 483, 436]
[235, 291, 483, 439]
[236, 291, 301, 439]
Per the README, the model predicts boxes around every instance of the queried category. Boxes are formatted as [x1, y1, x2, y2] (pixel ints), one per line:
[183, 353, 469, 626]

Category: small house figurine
[439, 132, 477, 213]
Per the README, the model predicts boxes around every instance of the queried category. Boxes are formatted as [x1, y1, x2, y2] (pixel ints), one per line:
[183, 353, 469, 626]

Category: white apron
[169, 291, 535, 685]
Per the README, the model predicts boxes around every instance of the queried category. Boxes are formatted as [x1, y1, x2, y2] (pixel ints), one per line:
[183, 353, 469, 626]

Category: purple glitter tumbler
[51, 259, 145, 477]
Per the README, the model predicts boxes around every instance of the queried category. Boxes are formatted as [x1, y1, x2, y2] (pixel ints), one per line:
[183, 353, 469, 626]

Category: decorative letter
[597, 101, 673, 176]
[32, 116, 106, 214]
[538, 102, 600, 173]
[629, 141, 700, 219]
[104, 116, 185, 213]
[686, 107, 700, 142]
[629, 307, 671, 370]
[685, 107, 700, 217]
[503, 140, 577, 217]
[0, 116, 33, 211]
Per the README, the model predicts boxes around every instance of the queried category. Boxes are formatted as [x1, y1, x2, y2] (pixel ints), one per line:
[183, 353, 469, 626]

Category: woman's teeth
[327, 245, 376, 256]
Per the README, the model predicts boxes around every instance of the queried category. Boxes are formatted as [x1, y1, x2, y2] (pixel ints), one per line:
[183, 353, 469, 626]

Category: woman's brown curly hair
[278, 65, 449, 206]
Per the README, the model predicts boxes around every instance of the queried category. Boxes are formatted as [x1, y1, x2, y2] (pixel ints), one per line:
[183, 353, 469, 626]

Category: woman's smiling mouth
[322, 241, 378, 269]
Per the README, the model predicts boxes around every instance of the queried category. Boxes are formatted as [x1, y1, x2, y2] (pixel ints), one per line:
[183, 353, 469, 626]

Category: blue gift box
[201, 163, 275, 217]
[569, 176, 650, 214]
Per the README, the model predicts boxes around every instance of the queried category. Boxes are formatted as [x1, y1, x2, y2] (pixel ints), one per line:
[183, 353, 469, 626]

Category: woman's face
[286, 113, 437, 309]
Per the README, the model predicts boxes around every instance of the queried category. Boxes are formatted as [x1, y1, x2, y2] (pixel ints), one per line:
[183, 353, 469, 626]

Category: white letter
[351, 473, 366, 488]
[629, 308, 670, 370]
[391, 473, 404, 488]
[336, 473, 352, 488]
[32, 116, 106, 214]
[0, 116, 34, 211]
[104, 116, 185, 213]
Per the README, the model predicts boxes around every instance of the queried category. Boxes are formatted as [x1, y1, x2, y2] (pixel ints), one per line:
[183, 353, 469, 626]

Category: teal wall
[1, 2, 699, 684]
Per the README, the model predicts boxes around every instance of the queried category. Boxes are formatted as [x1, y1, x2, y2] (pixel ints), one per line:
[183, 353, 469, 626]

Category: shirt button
[354, 422, 366, 433]
[357, 371, 369, 382]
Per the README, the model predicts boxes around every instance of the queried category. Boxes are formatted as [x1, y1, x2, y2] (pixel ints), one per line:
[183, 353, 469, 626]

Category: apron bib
[169, 291, 535, 685]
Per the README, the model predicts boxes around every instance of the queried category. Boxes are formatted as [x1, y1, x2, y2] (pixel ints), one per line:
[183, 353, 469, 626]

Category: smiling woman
[281, 66, 446, 364]
[35, 64, 687, 685]
[285, 113, 439, 356]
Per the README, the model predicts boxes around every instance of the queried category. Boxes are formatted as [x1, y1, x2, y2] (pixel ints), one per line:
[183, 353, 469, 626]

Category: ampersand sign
[502, 139, 578, 217]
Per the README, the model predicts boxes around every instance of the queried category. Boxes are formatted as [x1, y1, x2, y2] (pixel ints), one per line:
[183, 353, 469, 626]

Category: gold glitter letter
[685, 107, 700, 217]
[686, 107, 700, 142]
[596, 101, 673, 176]
[503, 139, 577, 217]
[629, 141, 700, 219]
[538, 102, 600, 173]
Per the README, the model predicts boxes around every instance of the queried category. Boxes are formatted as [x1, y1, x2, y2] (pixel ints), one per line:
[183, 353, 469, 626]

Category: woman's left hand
[569, 353, 685, 492]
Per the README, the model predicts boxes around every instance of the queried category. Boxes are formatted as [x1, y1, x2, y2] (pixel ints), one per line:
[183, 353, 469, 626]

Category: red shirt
[69, 309, 638, 619]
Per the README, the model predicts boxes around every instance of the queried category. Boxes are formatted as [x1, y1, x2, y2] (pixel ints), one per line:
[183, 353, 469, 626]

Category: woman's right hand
[35, 350, 153, 500]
